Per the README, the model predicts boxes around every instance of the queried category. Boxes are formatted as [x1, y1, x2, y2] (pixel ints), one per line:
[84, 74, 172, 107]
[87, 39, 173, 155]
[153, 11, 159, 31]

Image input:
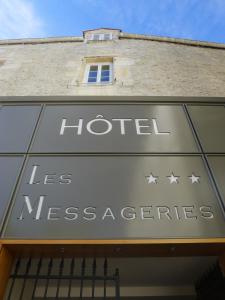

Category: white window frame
[91, 33, 113, 41]
[84, 62, 113, 84]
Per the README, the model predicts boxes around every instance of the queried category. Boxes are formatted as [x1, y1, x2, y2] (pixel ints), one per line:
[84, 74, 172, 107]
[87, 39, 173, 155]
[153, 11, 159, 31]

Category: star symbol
[189, 173, 200, 184]
[146, 173, 158, 184]
[167, 173, 179, 184]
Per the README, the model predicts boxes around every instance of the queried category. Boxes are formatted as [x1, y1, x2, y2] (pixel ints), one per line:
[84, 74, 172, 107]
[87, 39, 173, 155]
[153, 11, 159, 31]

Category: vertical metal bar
[80, 258, 85, 299]
[7, 257, 21, 300]
[43, 258, 53, 298]
[91, 258, 96, 298]
[31, 257, 42, 299]
[19, 257, 31, 300]
[56, 257, 64, 298]
[68, 257, 75, 298]
[103, 258, 107, 299]
[115, 268, 120, 300]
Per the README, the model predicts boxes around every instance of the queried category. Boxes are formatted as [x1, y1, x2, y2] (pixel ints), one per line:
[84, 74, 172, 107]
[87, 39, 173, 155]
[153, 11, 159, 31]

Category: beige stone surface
[0, 34, 225, 97]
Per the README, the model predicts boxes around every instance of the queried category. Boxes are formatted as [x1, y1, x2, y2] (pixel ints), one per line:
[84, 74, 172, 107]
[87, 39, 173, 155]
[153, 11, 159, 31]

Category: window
[85, 63, 112, 84]
[91, 33, 112, 41]
[103, 34, 111, 40]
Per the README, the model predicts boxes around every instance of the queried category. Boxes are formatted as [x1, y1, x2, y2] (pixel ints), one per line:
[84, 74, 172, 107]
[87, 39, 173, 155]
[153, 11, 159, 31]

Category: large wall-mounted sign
[0, 105, 41, 153]
[0, 100, 225, 240]
[187, 105, 225, 153]
[31, 105, 199, 153]
[3, 156, 225, 239]
[0, 156, 24, 233]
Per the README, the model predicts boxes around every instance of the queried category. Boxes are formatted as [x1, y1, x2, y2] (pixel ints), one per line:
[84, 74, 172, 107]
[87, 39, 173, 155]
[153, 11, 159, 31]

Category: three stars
[145, 173, 200, 184]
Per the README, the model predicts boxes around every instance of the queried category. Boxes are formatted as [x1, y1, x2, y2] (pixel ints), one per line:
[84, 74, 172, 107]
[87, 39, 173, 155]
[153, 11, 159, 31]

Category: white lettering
[47, 207, 60, 220]
[86, 115, 112, 135]
[44, 174, 56, 184]
[112, 119, 132, 135]
[152, 119, 170, 135]
[60, 118, 83, 135]
[183, 206, 197, 219]
[135, 119, 151, 135]
[64, 207, 78, 220]
[83, 207, 96, 220]
[200, 206, 214, 219]
[121, 207, 136, 220]
[59, 174, 72, 184]
[140, 206, 154, 219]
[157, 206, 172, 220]
[18, 195, 45, 220]
[102, 207, 115, 220]
[174, 206, 181, 220]
[28, 165, 40, 185]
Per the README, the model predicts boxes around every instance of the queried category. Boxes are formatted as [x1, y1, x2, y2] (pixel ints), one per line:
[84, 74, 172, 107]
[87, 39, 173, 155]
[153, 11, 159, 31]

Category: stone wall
[0, 36, 225, 96]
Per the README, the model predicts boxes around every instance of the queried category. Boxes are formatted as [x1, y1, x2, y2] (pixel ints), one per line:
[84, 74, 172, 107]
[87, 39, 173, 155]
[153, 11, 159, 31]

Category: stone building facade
[0, 28, 225, 97]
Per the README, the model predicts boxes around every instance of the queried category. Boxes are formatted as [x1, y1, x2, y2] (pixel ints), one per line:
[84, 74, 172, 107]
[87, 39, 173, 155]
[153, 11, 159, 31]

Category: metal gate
[4, 257, 120, 299]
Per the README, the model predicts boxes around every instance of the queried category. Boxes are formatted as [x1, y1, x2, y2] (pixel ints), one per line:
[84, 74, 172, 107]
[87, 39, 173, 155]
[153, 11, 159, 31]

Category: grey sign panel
[208, 156, 225, 207]
[0, 105, 41, 153]
[187, 105, 225, 153]
[4, 156, 225, 239]
[31, 105, 198, 153]
[0, 156, 24, 233]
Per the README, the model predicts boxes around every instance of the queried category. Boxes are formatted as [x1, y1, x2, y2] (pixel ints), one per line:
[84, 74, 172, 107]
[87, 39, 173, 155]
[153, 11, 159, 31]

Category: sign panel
[188, 105, 225, 153]
[31, 105, 198, 153]
[3, 156, 225, 239]
[208, 156, 225, 207]
[0, 156, 24, 232]
[0, 105, 41, 153]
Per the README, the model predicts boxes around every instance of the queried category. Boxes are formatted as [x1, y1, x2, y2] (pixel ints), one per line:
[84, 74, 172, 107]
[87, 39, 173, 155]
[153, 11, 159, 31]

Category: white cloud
[0, 0, 44, 39]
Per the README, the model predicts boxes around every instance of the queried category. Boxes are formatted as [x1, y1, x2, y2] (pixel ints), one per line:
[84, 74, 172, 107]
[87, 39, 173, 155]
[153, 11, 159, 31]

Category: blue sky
[0, 0, 225, 43]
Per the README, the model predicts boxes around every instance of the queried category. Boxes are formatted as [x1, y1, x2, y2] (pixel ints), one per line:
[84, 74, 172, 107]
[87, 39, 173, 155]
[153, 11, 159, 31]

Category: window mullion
[97, 64, 101, 83]
[86, 65, 91, 82]
[109, 63, 112, 81]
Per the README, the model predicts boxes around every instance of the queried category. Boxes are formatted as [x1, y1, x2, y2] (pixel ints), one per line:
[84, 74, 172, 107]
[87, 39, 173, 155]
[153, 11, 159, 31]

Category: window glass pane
[101, 76, 110, 82]
[88, 77, 97, 83]
[102, 65, 110, 70]
[89, 71, 98, 77]
[101, 70, 110, 77]
[90, 66, 98, 71]
[100, 65, 111, 82]
[88, 65, 98, 83]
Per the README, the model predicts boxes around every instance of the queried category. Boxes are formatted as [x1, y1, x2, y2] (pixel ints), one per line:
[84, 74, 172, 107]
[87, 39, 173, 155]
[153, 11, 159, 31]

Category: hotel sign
[31, 105, 199, 153]
[0, 102, 225, 239]
[4, 156, 225, 239]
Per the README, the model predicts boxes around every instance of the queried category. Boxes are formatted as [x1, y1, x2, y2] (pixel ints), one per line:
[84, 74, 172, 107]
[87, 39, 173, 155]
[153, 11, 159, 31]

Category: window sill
[83, 82, 114, 86]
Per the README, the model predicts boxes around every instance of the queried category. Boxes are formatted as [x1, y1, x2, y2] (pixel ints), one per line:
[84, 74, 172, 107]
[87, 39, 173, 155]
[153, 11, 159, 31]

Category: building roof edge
[121, 32, 225, 49]
[0, 32, 225, 49]
[0, 36, 83, 46]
